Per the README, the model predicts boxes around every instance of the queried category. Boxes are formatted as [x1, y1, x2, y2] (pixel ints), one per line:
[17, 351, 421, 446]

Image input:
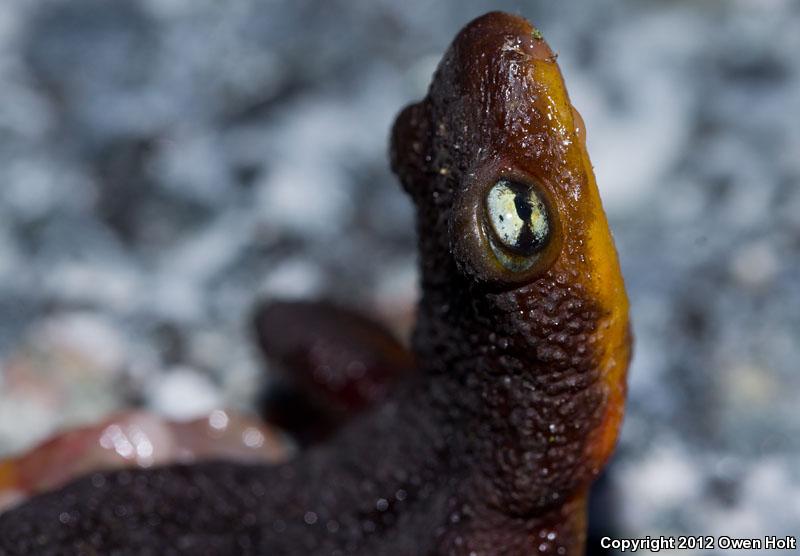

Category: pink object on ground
[0, 409, 293, 513]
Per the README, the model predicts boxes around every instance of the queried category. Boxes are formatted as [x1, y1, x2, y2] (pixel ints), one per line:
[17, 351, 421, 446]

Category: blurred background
[0, 0, 798, 553]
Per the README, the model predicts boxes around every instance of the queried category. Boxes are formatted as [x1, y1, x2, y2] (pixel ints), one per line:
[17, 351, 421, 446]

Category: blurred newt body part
[254, 300, 417, 444]
[0, 11, 630, 556]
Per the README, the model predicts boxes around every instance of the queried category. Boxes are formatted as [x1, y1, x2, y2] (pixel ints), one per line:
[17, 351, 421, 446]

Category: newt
[0, 11, 630, 555]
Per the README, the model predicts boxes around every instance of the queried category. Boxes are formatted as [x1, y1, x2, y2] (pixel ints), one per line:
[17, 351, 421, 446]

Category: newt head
[391, 11, 631, 509]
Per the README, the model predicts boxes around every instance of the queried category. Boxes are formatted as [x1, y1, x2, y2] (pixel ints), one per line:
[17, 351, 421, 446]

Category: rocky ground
[0, 0, 798, 552]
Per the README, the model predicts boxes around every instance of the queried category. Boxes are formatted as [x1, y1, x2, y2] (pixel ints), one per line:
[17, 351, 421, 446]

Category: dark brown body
[0, 12, 629, 555]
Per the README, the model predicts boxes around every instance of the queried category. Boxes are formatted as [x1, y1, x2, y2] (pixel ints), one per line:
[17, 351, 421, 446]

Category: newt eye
[485, 179, 551, 271]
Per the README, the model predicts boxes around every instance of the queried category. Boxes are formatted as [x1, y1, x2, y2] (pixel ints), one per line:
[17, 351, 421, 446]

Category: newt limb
[254, 300, 415, 444]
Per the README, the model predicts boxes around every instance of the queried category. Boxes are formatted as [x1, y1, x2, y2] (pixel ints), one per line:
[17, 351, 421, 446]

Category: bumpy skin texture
[0, 12, 630, 556]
